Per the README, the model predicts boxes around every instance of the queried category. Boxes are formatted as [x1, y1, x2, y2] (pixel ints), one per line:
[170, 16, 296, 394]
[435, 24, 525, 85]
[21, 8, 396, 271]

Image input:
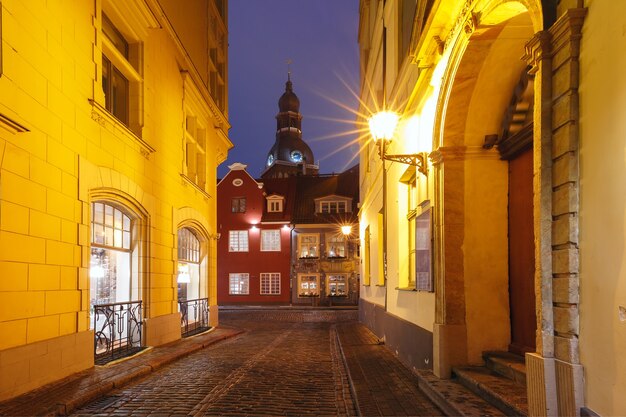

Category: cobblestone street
[64, 320, 439, 416]
[72, 319, 357, 416]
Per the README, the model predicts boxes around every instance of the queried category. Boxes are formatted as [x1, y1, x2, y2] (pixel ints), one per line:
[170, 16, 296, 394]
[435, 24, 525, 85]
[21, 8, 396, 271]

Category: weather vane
[286, 59, 292, 80]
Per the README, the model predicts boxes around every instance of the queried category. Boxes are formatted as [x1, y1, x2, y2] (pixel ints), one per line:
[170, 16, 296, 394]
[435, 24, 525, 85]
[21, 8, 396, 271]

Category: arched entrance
[434, 0, 542, 371]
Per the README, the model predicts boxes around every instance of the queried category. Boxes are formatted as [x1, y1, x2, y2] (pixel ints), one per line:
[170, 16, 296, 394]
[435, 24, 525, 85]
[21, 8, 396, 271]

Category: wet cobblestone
[72, 320, 357, 417]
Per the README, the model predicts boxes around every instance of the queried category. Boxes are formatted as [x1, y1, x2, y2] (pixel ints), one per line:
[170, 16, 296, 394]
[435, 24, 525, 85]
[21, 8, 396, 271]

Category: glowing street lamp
[341, 225, 352, 236]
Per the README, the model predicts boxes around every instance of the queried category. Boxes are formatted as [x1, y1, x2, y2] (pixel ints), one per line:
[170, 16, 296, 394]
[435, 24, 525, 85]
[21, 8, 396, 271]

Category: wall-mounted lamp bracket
[377, 141, 428, 176]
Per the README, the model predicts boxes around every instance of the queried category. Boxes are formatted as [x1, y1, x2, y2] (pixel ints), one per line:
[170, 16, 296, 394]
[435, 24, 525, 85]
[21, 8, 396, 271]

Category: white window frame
[228, 273, 249, 295]
[297, 233, 320, 258]
[327, 274, 349, 297]
[297, 273, 320, 297]
[326, 234, 347, 258]
[228, 230, 249, 252]
[260, 273, 281, 295]
[261, 229, 281, 252]
[267, 196, 284, 213]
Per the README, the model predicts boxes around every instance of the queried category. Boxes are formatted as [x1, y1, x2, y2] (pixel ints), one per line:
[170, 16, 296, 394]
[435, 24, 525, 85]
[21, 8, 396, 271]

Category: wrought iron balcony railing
[93, 300, 143, 365]
[179, 298, 210, 338]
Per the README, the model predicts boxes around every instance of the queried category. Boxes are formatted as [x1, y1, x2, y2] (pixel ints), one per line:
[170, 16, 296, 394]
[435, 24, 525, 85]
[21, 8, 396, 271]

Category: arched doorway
[435, 0, 541, 368]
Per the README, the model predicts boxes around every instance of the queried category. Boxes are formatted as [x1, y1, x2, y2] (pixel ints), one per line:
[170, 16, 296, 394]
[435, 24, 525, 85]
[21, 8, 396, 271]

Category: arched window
[177, 227, 201, 301]
[90, 202, 133, 304]
[90, 201, 143, 364]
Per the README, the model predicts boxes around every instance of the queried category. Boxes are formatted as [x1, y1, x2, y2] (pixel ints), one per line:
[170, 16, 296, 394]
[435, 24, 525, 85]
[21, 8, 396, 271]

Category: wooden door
[508, 147, 537, 355]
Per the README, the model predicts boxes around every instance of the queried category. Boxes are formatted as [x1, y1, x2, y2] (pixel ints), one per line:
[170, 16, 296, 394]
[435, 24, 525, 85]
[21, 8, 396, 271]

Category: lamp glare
[368, 111, 399, 141]
[341, 225, 352, 236]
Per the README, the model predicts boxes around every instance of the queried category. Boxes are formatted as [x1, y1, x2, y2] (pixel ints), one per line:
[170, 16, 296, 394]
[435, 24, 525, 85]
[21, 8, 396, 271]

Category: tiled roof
[291, 164, 359, 224]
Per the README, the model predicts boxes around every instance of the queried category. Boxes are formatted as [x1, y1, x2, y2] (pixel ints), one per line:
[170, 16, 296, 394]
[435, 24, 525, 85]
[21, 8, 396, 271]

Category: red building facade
[216, 164, 293, 304]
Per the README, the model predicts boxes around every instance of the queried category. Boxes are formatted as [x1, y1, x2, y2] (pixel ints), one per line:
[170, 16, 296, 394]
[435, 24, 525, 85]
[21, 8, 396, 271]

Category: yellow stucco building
[0, 0, 231, 400]
[358, 0, 625, 415]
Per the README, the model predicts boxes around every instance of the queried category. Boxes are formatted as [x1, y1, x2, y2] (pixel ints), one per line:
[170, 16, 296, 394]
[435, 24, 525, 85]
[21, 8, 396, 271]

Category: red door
[508, 147, 537, 355]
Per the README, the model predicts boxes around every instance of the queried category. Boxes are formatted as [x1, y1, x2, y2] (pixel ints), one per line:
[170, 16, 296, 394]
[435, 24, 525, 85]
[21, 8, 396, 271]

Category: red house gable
[217, 163, 293, 304]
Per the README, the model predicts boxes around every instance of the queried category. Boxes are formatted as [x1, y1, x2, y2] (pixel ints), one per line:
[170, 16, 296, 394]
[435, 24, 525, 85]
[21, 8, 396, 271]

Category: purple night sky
[221, 0, 361, 178]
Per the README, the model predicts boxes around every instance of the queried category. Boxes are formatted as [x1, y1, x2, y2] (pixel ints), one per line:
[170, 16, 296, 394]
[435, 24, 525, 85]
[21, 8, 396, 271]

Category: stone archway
[432, 0, 542, 377]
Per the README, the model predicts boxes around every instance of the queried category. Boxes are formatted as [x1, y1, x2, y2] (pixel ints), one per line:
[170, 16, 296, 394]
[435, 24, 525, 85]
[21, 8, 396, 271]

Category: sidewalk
[0, 326, 243, 417]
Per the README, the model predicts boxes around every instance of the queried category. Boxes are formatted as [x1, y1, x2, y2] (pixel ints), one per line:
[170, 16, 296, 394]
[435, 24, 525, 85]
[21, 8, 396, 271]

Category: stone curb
[0, 326, 244, 417]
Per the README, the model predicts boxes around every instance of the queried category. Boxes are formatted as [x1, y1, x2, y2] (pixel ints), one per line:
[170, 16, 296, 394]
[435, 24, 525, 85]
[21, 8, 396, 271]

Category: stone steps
[452, 365, 528, 416]
[416, 351, 529, 416]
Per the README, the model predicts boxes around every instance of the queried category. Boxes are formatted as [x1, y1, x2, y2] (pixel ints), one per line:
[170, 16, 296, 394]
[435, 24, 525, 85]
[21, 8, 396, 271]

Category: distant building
[0, 0, 231, 401]
[217, 78, 359, 306]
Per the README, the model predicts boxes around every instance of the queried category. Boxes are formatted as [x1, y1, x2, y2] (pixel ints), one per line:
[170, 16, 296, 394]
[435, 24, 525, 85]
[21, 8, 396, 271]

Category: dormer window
[267, 195, 284, 213]
[315, 196, 352, 214]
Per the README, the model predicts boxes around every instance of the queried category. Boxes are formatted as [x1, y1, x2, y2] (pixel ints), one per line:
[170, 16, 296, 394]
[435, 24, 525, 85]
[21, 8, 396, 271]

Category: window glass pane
[105, 204, 114, 226]
[105, 226, 114, 246]
[123, 231, 131, 249]
[114, 229, 122, 247]
[94, 224, 105, 245]
[102, 13, 129, 58]
[94, 202, 104, 224]
[114, 209, 123, 230]
[123, 214, 130, 231]
[111, 67, 129, 125]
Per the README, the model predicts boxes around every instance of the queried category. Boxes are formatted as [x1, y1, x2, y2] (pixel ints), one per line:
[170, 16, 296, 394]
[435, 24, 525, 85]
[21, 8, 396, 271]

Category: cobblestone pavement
[71, 319, 357, 417]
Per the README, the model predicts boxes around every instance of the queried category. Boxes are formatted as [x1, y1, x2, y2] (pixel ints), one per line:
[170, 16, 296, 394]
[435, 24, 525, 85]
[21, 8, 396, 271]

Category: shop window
[90, 202, 132, 305]
[326, 235, 346, 258]
[228, 230, 249, 252]
[297, 274, 319, 297]
[231, 197, 246, 213]
[229, 273, 249, 295]
[260, 273, 280, 295]
[177, 228, 201, 301]
[261, 229, 280, 251]
[298, 233, 319, 258]
[327, 275, 348, 296]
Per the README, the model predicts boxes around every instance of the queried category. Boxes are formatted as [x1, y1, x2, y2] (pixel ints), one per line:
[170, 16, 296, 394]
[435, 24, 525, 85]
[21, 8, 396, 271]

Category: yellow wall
[0, 0, 229, 400]
[579, 0, 626, 414]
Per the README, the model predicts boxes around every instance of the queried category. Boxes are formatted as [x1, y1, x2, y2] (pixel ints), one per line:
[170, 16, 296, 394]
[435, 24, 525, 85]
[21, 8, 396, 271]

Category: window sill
[181, 174, 211, 199]
[89, 99, 155, 157]
[395, 286, 417, 292]
[299, 257, 319, 260]
[298, 294, 320, 298]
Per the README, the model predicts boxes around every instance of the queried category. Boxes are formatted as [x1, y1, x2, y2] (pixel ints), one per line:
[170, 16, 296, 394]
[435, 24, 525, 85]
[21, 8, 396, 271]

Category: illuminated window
[326, 235, 346, 258]
[229, 230, 249, 252]
[231, 197, 246, 213]
[327, 274, 348, 296]
[297, 274, 319, 297]
[90, 202, 132, 305]
[260, 273, 280, 295]
[229, 273, 249, 295]
[177, 228, 201, 301]
[298, 233, 319, 258]
[261, 230, 280, 251]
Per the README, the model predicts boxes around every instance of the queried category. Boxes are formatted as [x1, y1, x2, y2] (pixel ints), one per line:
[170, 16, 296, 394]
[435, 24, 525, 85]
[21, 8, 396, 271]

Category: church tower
[261, 74, 319, 178]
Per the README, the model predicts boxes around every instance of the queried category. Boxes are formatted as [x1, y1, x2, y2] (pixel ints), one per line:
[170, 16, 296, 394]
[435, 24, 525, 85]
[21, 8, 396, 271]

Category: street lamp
[368, 111, 429, 175]
[341, 225, 352, 236]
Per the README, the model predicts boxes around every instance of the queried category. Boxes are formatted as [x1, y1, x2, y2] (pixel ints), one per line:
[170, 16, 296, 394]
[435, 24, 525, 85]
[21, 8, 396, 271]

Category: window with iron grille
[229, 230, 249, 252]
[260, 273, 280, 295]
[261, 230, 280, 251]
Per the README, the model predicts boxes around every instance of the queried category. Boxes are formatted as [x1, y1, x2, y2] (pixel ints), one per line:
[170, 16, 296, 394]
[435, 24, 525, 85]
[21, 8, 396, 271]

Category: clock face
[290, 150, 303, 163]
[267, 154, 274, 166]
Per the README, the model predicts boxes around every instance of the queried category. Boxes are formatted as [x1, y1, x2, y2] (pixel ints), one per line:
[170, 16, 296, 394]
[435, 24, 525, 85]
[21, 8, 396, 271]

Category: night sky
[221, 0, 361, 179]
